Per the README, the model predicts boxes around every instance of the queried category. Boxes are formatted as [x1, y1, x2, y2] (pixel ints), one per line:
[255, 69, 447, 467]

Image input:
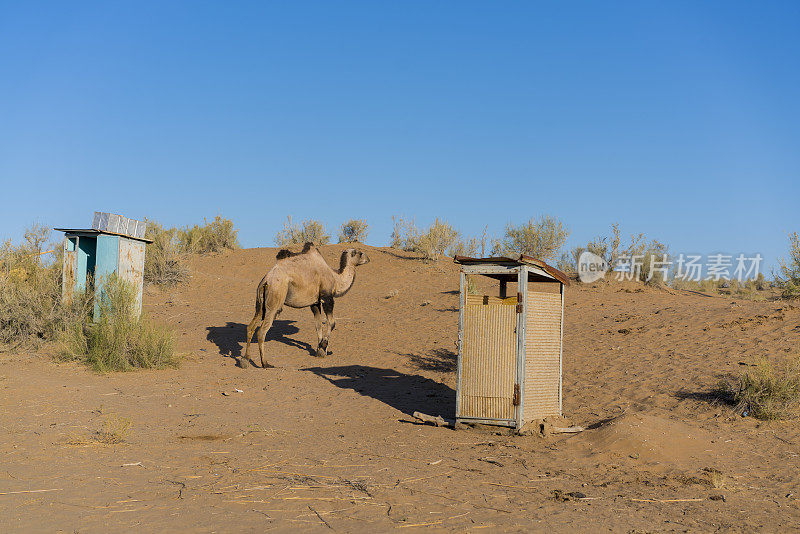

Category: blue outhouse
[56, 212, 152, 320]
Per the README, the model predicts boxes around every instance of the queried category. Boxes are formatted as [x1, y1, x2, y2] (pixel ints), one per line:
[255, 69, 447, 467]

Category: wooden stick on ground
[550, 426, 585, 433]
[0, 489, 62, 496]
[412, 412, 454, 428]
[630, 498, 704, 503]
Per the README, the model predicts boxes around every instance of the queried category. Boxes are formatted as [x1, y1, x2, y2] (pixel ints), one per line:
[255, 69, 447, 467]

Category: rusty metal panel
[458, 294, 518, 422]
[523, 288, 563, 420]
[117, 237, 146, 317]
[62, 237, 77, 300]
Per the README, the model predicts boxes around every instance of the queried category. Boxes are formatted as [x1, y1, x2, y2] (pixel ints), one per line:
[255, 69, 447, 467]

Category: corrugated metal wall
[524, 286, 562, 420]
[459, 294, 518, 421]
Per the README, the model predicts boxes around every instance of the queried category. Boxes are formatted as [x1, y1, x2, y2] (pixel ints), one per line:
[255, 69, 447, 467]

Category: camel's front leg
[318, 298, 335, 357]
[310, 303, 324, 357]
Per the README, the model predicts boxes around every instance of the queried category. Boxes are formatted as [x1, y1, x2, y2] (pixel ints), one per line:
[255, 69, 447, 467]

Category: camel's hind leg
[256, 280, 287, 369]
[243, 279, 267, 367]
[256, 307, 279, 369]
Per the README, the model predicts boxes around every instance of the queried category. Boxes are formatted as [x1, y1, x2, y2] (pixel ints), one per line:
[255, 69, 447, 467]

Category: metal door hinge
[512, 384, 520, 406]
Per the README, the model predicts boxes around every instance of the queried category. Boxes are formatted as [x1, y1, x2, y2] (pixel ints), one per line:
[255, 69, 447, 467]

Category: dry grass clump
[0, 224, 91, 347]
[178, 216, 239, 254]
[777, 231, 800, 298]
[671, 274, 771, 300]
[67, 415, 133, 446]
[59, 275, 177, 372]
[275, 216, 331, 246]
[721, 359, 800, 420]
[97, 415, 133, 444]
[144, 220, 187, 286]
[493, 215, 569, 261]
[338, 219, 369, 243]
[391, 217, 461, 262]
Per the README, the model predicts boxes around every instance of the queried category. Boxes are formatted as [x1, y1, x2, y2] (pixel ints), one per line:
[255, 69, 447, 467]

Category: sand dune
[1, 244, 799, 531]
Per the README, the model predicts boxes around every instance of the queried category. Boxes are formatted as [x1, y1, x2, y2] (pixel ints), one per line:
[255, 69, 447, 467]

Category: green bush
[0, 224, 90, 347]
[494, 215, 569, 261]
[338, 219, 369, 243]
[144, 220, 187, 286]
[60, 275, 177, 372]
[178, 216, 239, 254]
[275, 216, 330, 246]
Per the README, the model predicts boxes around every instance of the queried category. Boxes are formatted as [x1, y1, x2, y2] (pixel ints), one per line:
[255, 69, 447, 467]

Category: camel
[243, 243, 370, 368]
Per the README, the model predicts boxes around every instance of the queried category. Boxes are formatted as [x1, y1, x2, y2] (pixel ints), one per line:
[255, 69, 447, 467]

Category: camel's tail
[255, 278, 269, 320]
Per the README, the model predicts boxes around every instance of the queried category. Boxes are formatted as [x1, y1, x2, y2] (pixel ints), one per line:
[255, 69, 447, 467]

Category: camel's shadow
[206, 321, 316, 364]
[303, 365, 455, 419]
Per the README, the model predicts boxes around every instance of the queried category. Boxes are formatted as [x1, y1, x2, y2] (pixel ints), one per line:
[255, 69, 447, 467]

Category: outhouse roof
[54, 228, 153, 244]
[453, 254, 570, 285]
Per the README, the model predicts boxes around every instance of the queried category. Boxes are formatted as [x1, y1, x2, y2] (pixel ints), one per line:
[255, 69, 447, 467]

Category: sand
[1, 244, 799, 532]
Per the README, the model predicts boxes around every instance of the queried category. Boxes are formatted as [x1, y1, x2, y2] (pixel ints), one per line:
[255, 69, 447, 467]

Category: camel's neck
[333, 263, 356, 297]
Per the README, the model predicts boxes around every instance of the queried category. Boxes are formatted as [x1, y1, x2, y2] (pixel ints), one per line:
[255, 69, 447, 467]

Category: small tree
[496, 215, 569, 261]
[338, 219, 369, 243]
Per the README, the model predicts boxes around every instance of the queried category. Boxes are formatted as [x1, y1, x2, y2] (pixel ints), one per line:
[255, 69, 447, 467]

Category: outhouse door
[458, 293, 519, 424]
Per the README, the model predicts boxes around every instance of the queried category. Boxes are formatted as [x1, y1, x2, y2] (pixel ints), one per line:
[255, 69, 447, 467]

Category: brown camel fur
[243, 243, 370, 368]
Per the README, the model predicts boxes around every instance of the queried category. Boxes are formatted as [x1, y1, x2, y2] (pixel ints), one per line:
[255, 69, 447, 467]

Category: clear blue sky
[1, 2, 798, 271]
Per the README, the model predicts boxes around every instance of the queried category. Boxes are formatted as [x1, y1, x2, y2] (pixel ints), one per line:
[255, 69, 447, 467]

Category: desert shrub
[178, 216, 239, 254]
[639, 240, 670, 286]
[450, 226, 489, 258]
[0, 224, 90, 347]
[144, 221, 187, 286]
[275, 216, 330, 246]
[60, 275, 177, 372]
[721, 359, 800, 420]
[755, 272, 769, 291]
[556, 251, 575, 275]
[338, 219, 369, 243]
[494, 215, 569, 261]
[396, 218, 461, 262]
[390, 216, 405, 248]
[777, 232, 800, 298]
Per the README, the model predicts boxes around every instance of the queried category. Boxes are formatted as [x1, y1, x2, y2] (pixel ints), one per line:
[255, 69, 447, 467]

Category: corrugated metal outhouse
[56, 212, 151, 321]
[453, 254, 570, 430]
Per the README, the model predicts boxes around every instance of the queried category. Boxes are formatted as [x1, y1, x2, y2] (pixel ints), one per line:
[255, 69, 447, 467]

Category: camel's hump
[276, 241, 315, 260]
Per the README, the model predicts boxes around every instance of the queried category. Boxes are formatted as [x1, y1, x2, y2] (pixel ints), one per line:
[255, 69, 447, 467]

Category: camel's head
[342, 248, 370, 268]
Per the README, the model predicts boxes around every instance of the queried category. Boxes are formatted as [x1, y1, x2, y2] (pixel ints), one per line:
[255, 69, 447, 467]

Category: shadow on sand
[206, 320, 316, 364]
[303, 365, 455, 419]
[673, 387, 736, 406]
[398, 348, 457, 373]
